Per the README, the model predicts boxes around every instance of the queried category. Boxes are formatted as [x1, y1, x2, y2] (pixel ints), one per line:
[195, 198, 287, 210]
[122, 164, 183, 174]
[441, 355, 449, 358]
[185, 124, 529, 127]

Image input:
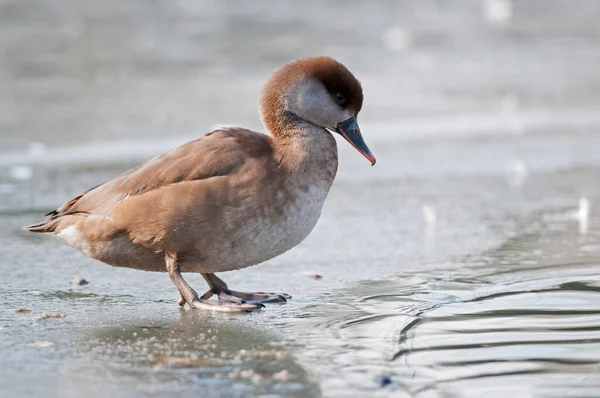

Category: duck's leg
[202, 273, 291, 304]
[165, 254, 262, 312]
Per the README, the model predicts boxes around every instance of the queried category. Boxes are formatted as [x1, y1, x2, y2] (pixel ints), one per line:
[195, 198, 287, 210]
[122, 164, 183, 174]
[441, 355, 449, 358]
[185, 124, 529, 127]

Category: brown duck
[26, 57, 375, 312]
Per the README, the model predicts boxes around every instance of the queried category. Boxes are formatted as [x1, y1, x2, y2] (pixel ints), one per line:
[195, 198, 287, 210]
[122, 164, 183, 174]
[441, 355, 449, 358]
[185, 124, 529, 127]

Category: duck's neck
[270, 117, 338, 188]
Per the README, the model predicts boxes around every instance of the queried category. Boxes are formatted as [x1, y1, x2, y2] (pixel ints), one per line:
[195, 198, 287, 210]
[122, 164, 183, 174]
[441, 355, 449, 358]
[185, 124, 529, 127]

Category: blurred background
[2, 1, 600, 397]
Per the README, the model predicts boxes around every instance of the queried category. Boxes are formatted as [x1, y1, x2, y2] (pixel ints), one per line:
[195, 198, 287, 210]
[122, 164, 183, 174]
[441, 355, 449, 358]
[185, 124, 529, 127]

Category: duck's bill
[335, 116, 376, 166]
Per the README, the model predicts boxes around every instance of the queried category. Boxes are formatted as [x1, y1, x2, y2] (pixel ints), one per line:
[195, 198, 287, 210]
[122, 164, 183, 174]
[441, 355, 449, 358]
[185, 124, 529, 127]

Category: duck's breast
[209, 181, 331, 272]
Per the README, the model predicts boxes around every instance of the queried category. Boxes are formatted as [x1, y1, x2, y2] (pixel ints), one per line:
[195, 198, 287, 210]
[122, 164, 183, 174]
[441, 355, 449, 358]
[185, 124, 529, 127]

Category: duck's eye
[335, 92, 346, 105]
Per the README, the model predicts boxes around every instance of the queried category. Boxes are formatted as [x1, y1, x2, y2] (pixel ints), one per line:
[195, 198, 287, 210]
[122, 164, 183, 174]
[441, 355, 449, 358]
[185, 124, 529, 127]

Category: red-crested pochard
[26, 57, 375, 312]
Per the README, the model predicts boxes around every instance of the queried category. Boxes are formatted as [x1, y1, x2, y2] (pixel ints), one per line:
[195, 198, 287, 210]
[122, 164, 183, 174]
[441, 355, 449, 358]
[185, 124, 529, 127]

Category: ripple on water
[298, 220, 600, 397]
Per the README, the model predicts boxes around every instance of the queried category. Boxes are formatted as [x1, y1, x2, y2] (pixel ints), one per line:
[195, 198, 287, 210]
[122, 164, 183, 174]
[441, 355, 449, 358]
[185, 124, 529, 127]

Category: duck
[25, 56, 375, 312]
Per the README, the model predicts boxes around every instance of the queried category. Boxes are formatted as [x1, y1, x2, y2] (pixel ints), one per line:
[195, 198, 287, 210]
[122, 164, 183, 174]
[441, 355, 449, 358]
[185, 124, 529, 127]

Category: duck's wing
[26, 128, 274, 233]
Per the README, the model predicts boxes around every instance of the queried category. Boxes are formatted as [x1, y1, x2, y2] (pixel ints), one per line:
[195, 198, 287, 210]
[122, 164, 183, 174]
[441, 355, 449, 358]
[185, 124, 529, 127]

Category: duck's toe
[227, 290, 291, 304]
[189, 298, 264, 312]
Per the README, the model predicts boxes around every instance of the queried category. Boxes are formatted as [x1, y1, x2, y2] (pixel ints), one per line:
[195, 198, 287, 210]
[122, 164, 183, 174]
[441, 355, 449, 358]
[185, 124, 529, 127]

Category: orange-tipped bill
[335, 116, 376, 165]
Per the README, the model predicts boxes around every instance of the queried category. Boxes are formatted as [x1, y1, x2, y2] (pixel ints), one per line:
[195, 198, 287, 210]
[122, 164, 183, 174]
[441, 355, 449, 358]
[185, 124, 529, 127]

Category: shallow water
[295, 207, 600, 397]
[2, 1, 600, 397]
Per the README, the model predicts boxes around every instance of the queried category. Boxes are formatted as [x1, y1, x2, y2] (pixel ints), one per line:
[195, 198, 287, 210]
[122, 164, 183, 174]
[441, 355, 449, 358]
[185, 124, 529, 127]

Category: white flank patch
[57, 225, 92, 256]
[57, 225, 79, 242]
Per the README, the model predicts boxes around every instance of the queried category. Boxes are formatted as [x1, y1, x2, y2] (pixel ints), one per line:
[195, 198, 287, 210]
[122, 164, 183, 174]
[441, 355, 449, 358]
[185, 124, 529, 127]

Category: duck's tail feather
[24, 210, 89, 234]
[24, 219, 60, 233]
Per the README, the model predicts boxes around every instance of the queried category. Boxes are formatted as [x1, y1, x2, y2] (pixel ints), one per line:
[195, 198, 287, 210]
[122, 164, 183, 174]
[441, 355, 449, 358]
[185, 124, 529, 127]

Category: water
[2, 1, 600, 397]
[297, 209, 600, 396]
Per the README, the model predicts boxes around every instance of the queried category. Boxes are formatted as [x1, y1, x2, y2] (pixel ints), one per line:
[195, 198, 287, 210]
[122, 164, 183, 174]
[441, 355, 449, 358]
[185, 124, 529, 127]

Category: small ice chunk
[29, 340, 54, 348]
[506, 160, 527, 187]
[381, 27, 412, 52]
[422, 205, 437, 225]
[481, 0, 513, 25]
[9, 165, 33, 181]
[578, 197, 590, 235]
[578, 197, 590, 222]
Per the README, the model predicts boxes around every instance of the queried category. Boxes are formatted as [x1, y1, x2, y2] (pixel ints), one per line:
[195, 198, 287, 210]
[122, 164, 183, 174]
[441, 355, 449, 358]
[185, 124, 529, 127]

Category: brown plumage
[25, 56, 375, 312]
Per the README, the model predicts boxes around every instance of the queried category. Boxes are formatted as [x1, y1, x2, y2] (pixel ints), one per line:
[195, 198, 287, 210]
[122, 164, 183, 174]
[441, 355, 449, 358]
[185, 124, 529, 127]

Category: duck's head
[260, 56, 375, 165]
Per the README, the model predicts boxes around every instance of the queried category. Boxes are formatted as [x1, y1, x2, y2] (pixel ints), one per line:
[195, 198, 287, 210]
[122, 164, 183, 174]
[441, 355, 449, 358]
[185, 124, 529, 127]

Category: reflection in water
[295, 213, 600, 397]
[67, 311, 321, 398]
